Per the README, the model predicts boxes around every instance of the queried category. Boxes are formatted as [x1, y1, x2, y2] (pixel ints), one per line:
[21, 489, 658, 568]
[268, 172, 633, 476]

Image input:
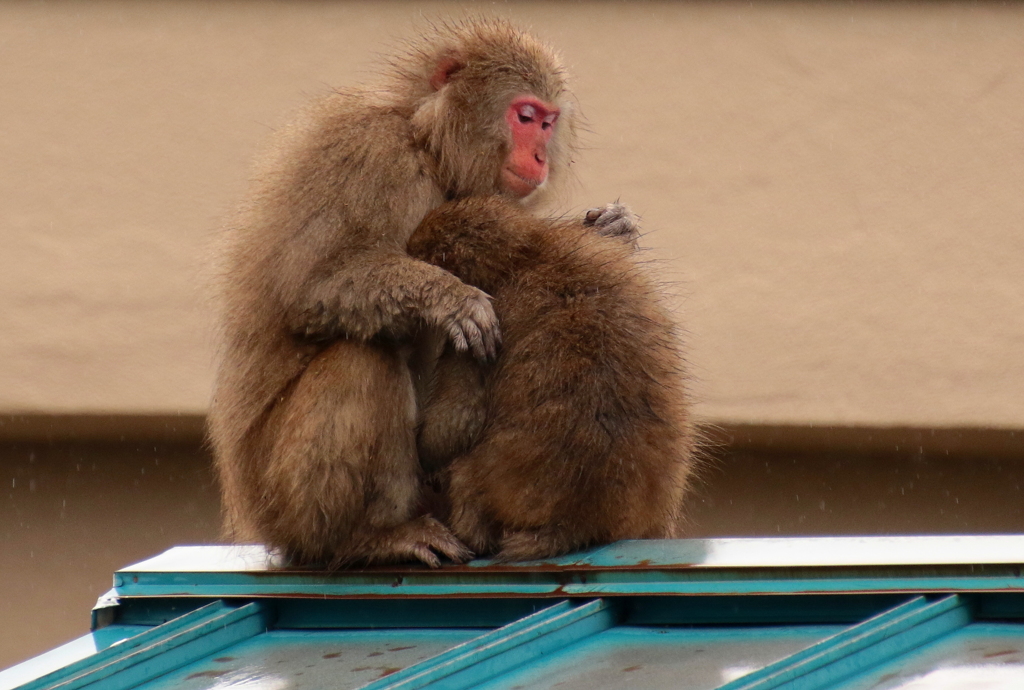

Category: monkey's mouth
[503, 167, 544, 197]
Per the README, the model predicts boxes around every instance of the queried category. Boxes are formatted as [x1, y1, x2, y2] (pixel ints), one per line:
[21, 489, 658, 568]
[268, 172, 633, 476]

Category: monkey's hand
[583, 203, 640, 247]
[427, 285, 501, 362]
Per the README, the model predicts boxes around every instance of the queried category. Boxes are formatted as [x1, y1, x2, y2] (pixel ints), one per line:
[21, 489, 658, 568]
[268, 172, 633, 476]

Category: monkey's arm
[286, 249, 499, 361]
[252, 101, 501, 360]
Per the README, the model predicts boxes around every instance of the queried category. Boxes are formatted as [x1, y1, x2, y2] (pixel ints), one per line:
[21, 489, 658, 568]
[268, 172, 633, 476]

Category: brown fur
[408, 197, 696, 561]
[209, 20, 577, 567]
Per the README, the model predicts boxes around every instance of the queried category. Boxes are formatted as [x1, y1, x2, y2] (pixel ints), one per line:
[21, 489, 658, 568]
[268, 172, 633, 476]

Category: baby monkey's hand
[583, 202, 640, 248]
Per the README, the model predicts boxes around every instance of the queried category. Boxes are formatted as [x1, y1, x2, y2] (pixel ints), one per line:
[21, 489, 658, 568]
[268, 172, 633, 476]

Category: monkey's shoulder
[535, 224, 637, 273]
[277, 91, 431, 183]
[502, 229, 663, 313]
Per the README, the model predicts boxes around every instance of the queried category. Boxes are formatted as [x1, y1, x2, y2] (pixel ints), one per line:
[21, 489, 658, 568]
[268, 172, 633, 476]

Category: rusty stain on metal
[114, 584, 1024, 603]
[185, 670, 230, 680]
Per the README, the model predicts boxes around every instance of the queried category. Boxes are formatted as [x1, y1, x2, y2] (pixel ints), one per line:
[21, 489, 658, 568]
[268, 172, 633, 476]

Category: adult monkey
[210, 20, 600, 567]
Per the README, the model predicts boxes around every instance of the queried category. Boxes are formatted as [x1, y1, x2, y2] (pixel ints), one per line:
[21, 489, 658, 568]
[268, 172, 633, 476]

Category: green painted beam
[31, 602, 269, 690]
[716, 595, 971, 690]
[366, 599, 616, 690]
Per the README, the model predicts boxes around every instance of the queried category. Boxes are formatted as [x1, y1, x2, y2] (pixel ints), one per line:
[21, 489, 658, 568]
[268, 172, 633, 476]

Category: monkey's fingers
[583, 202, 640, 245]
[447, 321, 491, 361]
[447, 322, 470, 354]
[465, 292, 500, 361]
[583, 202, 633, 227]
[462, 320, 485, 359]
[433, 534, 474, 564]
[481, 318, 501, 361]
[477, 328, 500, 362]
[445, 290, 500, 361]
[409, 544, 443, 569]
[405, 516, 473, 566]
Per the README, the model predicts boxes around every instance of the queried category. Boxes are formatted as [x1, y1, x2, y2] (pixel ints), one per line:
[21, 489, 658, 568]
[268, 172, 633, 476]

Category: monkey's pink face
[503, 96, 559, 198]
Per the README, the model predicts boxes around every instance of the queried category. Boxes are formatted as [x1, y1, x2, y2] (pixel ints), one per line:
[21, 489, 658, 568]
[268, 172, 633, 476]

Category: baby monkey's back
[408, 196, 697, 562]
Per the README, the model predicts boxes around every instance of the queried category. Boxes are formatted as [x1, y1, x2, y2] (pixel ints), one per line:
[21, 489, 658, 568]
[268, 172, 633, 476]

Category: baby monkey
[409, 197, 697, 561]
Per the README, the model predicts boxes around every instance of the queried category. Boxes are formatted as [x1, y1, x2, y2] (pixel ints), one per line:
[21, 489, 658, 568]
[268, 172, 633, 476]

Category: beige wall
[2, 1, 1022, 427]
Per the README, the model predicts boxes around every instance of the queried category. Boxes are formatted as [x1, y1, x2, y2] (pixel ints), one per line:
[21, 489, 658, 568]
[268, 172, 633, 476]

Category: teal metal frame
[5, 536, 1024, 690]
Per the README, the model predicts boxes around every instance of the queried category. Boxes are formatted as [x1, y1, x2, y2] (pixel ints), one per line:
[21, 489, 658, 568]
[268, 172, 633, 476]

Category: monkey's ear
[430, 55, 465, 90]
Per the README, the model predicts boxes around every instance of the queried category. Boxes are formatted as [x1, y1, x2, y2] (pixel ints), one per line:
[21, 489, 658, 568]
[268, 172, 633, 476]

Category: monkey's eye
[517, 104, 537, 123]
[541, 112, 558, 130]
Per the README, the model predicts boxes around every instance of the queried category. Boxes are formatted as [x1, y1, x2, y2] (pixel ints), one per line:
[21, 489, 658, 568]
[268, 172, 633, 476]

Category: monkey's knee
[296, 340, 417, 461]
[257, 341, 421, 563]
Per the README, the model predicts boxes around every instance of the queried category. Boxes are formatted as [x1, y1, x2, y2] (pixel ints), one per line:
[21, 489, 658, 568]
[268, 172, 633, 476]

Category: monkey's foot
[583, 202, 640, 246]
[348, 516, 473, 569]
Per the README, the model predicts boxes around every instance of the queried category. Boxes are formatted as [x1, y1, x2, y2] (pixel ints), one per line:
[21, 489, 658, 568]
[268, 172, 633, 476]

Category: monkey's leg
[444, 435, 600, 562]
[417, 349, 487, 475]
[444, 459, 500, 557]
[259, 339, 469, 568]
